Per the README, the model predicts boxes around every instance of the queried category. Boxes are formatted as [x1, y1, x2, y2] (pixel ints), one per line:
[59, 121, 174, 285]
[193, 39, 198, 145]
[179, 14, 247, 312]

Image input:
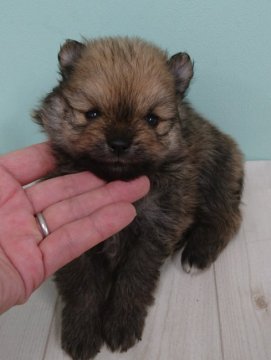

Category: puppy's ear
[58, 39, 85, 78]
[168, 53, 193, 96]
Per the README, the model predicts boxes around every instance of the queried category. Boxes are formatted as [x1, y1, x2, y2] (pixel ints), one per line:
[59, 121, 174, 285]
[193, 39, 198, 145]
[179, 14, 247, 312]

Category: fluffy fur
[34, 37, 244, 360]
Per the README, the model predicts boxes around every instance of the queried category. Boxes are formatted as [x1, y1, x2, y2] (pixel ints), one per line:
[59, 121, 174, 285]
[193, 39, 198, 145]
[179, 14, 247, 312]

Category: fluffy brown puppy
[34, 37, 244, 360]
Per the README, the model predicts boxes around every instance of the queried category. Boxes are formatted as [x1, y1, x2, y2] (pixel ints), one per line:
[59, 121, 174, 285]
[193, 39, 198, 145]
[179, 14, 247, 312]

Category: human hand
[0, 143, 150, 313]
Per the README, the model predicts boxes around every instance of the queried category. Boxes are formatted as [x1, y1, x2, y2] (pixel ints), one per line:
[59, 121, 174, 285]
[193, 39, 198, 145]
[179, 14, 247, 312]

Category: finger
[40, 202, 136, 277]
[42, 176, 150, 232]
[0, 142, 55, 185]
[26, 171, 105, 213]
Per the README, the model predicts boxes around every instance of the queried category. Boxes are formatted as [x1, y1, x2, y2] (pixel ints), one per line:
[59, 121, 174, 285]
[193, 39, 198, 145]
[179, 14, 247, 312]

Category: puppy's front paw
[61, 307, 103, 360]
[103, 303, 145, 352]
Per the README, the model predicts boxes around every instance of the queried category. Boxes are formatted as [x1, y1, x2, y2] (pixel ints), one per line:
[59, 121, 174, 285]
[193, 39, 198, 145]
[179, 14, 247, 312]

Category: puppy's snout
[107, 137, 131, 155]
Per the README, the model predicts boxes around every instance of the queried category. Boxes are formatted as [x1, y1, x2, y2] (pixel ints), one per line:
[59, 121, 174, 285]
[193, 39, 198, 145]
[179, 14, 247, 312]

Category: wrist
[0, 253, 24, 314]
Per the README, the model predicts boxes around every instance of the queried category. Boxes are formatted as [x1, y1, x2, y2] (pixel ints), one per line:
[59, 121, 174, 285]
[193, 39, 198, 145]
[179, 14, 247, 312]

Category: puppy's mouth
[75, 154, 154, 181]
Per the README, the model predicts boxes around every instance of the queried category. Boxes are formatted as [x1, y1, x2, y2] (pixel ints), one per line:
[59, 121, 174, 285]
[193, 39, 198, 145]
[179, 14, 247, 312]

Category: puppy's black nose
[108, 138, 131, 154]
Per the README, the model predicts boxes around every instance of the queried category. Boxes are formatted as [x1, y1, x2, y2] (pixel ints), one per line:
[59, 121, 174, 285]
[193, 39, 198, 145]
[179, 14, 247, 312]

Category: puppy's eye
[145, 113, 159, 127]
[85, 109, 101, 120]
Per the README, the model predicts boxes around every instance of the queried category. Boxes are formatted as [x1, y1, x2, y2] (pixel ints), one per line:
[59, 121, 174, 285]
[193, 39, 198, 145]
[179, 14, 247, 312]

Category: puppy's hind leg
[181, 137, 244, 273]
[181, 176, 243, 272]
[181, 209, 241, 273]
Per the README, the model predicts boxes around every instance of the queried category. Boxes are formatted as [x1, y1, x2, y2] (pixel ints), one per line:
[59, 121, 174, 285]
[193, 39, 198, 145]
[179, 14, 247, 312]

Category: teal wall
[1, 1, 270, 160]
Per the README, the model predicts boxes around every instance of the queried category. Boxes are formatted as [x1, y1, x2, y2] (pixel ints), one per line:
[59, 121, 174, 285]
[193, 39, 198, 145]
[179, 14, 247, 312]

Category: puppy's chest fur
[98, 172, 196, 269]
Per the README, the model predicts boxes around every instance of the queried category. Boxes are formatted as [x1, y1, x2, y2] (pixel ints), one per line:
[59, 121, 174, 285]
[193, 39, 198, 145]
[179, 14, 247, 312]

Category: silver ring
[36, 212, 50, 238]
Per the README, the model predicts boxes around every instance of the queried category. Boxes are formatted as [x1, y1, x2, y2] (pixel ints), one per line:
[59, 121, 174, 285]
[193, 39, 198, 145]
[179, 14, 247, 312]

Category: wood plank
[214, 161, 271, 360]
[0, 279, 57, 360]
[214, 229, 271, 360]
[44, 258, 222, 360]
[242, 161, 271, 243]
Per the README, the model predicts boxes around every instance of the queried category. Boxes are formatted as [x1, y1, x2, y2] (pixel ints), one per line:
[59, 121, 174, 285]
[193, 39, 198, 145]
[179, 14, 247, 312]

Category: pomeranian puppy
[34, 37, 244, 360]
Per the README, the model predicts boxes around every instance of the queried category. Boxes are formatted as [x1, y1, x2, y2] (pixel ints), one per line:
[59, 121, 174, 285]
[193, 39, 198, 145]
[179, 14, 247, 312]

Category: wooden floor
[0, 161, 270, 360]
